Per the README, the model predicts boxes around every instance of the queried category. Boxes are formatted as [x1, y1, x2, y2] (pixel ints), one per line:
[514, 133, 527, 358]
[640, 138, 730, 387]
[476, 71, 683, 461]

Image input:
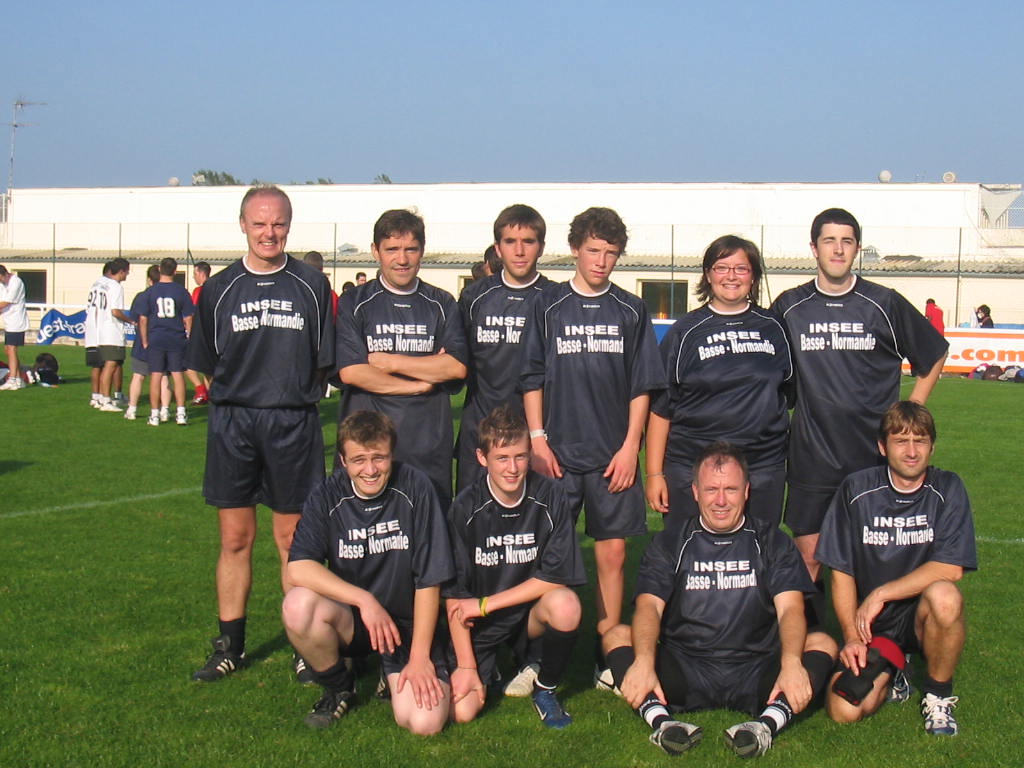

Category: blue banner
[37, 309, 86, 344]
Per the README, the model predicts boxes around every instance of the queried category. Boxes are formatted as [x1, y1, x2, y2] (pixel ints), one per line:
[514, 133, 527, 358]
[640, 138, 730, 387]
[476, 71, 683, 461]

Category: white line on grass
[977, 536, 1024, 546]
[0, 487, 201, 520]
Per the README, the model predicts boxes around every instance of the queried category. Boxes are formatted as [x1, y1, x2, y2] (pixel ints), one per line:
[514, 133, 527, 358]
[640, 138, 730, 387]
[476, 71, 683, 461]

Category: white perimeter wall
[5, 182, 1001, 259]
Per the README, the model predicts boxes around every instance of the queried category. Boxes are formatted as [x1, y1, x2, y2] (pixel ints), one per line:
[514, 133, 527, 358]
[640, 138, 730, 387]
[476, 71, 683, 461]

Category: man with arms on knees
[446, 405, 585, 728]
[771, 208, 948, 608]
[455, 204, 553, 495]
[600, 443, 837, 757]
[817, 401, 976, 736]
[0, 265, 29, 390]
[336, 209, 468, 508]
[139, 257, 194, 426]
[521, 207, 665, 681]
[186, 185, 335, 682]
[84, 258, 131, 410]
[282, 410, 453, 733]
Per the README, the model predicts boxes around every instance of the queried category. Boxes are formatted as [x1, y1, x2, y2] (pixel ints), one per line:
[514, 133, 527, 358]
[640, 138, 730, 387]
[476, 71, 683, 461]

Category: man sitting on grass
[445, 405, 585, 728]
[282, 410, 454, 734]
[817, 401, 977, 736]
[600, 442, 837, 758]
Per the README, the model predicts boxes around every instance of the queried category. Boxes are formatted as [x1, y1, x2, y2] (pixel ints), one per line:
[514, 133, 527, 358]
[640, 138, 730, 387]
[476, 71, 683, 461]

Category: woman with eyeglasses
[644, 235, 793, 527]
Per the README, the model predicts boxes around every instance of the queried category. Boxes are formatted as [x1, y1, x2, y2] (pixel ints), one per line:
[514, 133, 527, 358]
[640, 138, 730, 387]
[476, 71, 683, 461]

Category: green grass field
[1, 346, 1021, 767]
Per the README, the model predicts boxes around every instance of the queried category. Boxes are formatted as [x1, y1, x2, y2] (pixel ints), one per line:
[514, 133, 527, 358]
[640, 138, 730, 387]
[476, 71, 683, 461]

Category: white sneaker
[159, 407, 170, 423]
[724, 720, 773, 758]
[90, 396, 102, 408]
[147, 413, 160, 427]
[594, 665, 623, 697]
[504, 663, 540, 697]
[921, 693, 959, 736]
[124, 406, 137, 420]
[99, 400, 123, 412]
[0, 376, 24, 390]
[176, 409, 188, 425]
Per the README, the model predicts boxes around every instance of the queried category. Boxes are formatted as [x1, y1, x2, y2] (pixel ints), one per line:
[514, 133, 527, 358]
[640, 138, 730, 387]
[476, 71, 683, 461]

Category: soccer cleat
[375, 668, 391, 700]
[887, 668, 912, 703]
[504, 662, 540, 697]
[24, 369, 39, 385]
[147, 413, 160, 427]
[192, 392, 209, 405]
[650, 720, 703, 755]
[531, 686, 572, 729]
[176, 409, 188, 426]
[724, 720, 773, 758]
[99, 400, 123, 412]
[921, 693, 959, 736]
[192, 635, 246, 681]
[303, 688, 354, 729]
[594, 665, 623, 697]
[124, 406, 137, 420]
[90, 396, 103, 408]
[294, 652, 316, 685]
[159, 407, 170, 423]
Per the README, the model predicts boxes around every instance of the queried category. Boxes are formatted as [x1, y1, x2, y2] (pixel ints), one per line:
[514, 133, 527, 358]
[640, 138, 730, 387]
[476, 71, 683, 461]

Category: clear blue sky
[6, 0, 1021, 189]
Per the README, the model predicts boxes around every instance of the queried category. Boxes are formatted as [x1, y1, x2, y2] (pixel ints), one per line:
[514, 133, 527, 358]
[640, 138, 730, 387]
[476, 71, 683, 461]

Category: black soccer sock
[922, 675, 953, 698]
[313, 658, 355, 693]
[758, 694, 793, 736]
[605, 645, 635, 690]
[803, 649, 836, 697]
[219, 617, 246, 655]
[593, 633, 607, 669]
[537, 627, 578, 689]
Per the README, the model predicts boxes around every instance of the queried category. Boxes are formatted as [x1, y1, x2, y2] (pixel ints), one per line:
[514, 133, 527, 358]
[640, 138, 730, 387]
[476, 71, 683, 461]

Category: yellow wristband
[479, 596, 489, 617]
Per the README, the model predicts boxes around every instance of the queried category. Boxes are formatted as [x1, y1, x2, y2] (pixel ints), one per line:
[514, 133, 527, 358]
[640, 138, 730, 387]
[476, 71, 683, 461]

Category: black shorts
[784, 484, 838, 537]
[872, 597, 922, 654]
[560, 468, 647, 540]
[203, 403, 325, 513]
[664, 462, 786, 527]
[98, 345, 125, 364]
[4, 331, 25, 347]
[147, 346, 184, 374]
[445, 604, 533, 685]
[346, 607, 451, 682]
[131, 356, 151, 377]
[86, 347, 102, 368]
[658, 645, 779, 716]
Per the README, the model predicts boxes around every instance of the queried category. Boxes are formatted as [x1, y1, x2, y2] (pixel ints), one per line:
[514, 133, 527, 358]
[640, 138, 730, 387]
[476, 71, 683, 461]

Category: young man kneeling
[446, 405, 585, 728]
[283, 410, 454, 734]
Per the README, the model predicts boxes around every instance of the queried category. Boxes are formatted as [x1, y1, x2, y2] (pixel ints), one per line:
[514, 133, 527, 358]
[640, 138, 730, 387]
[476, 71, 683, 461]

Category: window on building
[16, 270, 47, 304]
[641, 280, 688, 320]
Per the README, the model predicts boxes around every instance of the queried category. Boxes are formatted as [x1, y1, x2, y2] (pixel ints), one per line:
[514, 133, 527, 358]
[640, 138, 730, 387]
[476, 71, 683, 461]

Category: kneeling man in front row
[600, 442, 837, 757]
[445, 405, 585, 728]
[283, 410, 454, 734]
[817, 401, 976, 736]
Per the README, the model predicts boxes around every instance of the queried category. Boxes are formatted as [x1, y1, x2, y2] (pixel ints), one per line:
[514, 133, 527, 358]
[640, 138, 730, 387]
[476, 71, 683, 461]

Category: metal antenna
[7, 99, 47, 196]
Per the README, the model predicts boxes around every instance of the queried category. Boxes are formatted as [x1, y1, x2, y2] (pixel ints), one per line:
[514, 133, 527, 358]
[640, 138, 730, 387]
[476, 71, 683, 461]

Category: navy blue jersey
[289, 462, 455, 629]
[445, 470, 586, 602]
[816, 465, 977, 629]
[128, 289, 149, 362]
[771, 278, 947, 492]
[336, 278, 468, 496]
[635, 514, 813, 660]
[520, 281, 666, 473]
[185, 255, 335, 408]
[143, 281, 194, 351]
[652, 304, 792, 471]
[459, 272, 553, 426]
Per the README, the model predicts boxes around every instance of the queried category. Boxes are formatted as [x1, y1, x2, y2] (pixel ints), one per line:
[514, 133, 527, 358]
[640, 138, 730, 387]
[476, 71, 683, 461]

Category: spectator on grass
[85, 258, 131, 411]
[139, 257, 194, 426]
[123, 265, 170, 421]
[0, 265, 29, 390]
[818, 401, 977, 736]
[355, 271, 367, 285]
[924, 299, 945, 337]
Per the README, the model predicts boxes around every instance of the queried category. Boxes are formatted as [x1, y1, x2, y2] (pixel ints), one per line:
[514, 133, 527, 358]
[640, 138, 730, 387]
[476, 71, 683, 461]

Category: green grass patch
[0, 349, 1020, 767]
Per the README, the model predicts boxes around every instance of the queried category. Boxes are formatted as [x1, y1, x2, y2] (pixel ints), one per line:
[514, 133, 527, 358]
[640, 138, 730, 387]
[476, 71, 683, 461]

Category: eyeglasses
[710, 264, 752, 276]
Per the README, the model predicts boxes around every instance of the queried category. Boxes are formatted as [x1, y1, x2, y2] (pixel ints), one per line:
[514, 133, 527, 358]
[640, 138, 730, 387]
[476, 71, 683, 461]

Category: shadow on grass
[247, 630, 292, 662]
[0, 460, 33, 475]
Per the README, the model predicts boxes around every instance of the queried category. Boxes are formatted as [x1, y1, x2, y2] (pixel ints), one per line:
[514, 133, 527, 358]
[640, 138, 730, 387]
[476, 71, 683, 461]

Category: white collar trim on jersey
[814, 274, 858, 296]
[242, 254, 289, 275]
[887, 467, 926, 495]
[379, 275, 420, 295]
[708, 301, 751, 316]
[486, 475, 527, 509]
[698, 516, 746, 535]
[569, 278, 610, 298]
[501, 270, 541, 289]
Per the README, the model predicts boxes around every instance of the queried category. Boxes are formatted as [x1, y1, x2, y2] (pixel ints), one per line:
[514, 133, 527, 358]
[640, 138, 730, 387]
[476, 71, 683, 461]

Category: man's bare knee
[601, 623, 632, 653]
[921, 580, 963, 627]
